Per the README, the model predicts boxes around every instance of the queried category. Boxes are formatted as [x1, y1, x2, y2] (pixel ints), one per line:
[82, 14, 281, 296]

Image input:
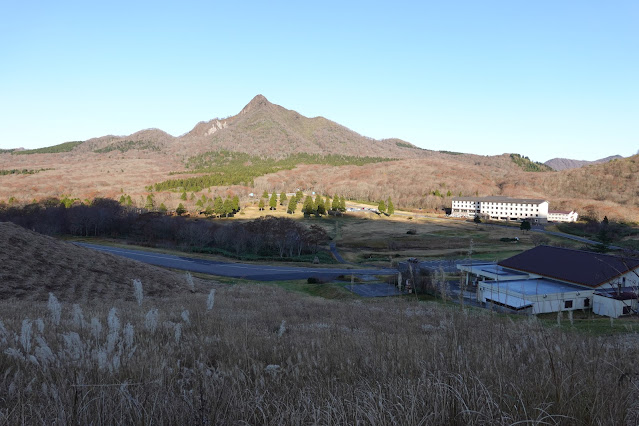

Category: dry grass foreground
[0, 281, 638, 424]
[0, 222, 193, 301]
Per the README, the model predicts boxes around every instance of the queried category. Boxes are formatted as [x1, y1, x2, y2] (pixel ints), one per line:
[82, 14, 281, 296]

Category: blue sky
[1, 1, 637, 162]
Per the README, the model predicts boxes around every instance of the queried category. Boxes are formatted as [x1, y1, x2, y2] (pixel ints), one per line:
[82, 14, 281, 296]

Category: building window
[583, 298, 590, 307]
[564, 300, 573, 309]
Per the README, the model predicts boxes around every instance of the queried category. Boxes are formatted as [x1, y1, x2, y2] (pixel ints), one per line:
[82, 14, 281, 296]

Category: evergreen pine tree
[214, 196, 224, 216]
[119, 195, 126, 204]
[287, 197, 296, 214]
[387, 197, 395, 215]
[332, 196, 340, 211]
[232, 195, 240, 212]
[258, 198, 265, 211]
[378, 199, 386, 213]
[303, 195, 315, 215]
[176, 203, 186, 216]
[295, 190, 303, 203]
[223, 198, 233, 217]
[159, 203, 167, 213]
[280, 192, 287, 205]
[145, 194, 155, 210]
[262, 190, 269, 199]
[339, 196, 346, 211]
[269, 193, 277, 210]
[315, 194, 325, 215]
[180, 191, 187, 201]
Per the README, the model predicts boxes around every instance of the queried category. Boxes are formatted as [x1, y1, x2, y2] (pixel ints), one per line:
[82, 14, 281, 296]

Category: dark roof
[594, 288, 639, 300]
[453, 196, 547, 204]
[498, 246, 639, 288]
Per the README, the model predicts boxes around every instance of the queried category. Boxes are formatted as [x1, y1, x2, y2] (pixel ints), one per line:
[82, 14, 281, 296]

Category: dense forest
[154, 151, 393, 192]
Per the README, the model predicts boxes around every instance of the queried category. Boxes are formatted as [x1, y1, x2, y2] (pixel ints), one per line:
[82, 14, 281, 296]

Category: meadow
[1, 281, 638, 425]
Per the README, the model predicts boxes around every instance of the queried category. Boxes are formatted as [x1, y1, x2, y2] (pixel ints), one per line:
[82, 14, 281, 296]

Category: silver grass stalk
[107, 307, 120, 334]
[145, 309, 158, 334]
[132, 279, 143, 306]
[47, 293, 61, 326]
[207, 289, 216, 311]
[123, 323, 134, 349]
[20, 319, 32, 353]
[71, 304, 85, 329]
[90, 317, 102, 340]
[185, 272, 195, 292]
[181, 309, 190, 325]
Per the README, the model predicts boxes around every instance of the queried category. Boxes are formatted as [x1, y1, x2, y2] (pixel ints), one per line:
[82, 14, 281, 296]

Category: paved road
[345, 283, 403, 297]
[76, 243, 397, 281]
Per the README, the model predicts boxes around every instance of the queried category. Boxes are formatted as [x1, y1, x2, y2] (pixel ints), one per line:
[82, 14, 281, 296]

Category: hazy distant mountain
[544, 155, 623, 171]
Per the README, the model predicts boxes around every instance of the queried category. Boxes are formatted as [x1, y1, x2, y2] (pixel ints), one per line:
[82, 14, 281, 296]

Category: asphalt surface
[75, 242, 397, 281]
[345, 283, 403, 297]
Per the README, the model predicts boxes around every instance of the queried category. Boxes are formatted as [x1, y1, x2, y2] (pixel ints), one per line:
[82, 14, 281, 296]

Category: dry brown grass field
[0, 222, 194, 301]
[2, 218, 639, 424]
[1, 277, 638, 424]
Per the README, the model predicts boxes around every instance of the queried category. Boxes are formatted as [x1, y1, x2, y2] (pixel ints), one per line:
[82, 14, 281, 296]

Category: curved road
[75, 243, 397, 281]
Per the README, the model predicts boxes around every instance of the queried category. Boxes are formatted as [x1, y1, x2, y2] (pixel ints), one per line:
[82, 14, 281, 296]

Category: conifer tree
[180, 191, 187, 201]
[145, 194, 155, 210]
[223, 198, 233, 217]
[378, 199, 386, 213]
[258, 198, 265, 211]
[295, 190, 303, 203]
[262, 190, 269, 199]
[176, 203, 186, 216]
[332, 196, 340, 211]
[315, 194, 325, 215]
[269, 193, 277, 210]
[387, 197, 395, 215]
[287, 197, 296, 214]
[280, 192, 287, 205]
[339, 196, 346, 211]
[214, 196, 224, 216]
[232, 195, 240, 212]
[303, 195, 315, 215]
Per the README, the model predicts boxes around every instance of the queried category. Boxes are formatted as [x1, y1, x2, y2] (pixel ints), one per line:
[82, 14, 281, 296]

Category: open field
[1, 283, 638, 424]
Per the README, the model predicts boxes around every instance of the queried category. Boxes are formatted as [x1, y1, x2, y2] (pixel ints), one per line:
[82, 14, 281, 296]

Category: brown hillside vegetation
[0, 222, 195, 301]
[0, 95, 636, 221]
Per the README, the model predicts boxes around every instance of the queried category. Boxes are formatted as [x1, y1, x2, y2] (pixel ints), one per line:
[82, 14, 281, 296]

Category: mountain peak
[240, 94, 271, 115]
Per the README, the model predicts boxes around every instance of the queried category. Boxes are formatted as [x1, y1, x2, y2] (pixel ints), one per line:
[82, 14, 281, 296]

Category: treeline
[94, 140, 159, 154]
[510, 154, 553, 172]
[256, 190, 347, 216]
[0, 168, 51, 176]
[155, 151, 394, 192]
[0, 198, 329, 259]
[12, 141, 83, 155]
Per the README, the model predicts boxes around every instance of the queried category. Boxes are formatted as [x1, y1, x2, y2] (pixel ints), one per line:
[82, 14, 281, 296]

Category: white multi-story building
[451, 196, 549, 223]
[548, 210, 578, 223]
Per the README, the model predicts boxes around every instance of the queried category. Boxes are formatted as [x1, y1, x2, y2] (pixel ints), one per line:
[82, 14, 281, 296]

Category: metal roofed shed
[478, 279, 593, 314]
[593, 288, 639, 318]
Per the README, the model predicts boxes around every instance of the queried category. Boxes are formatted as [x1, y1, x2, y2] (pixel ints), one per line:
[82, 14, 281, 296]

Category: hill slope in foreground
[0, 222, 197, 301]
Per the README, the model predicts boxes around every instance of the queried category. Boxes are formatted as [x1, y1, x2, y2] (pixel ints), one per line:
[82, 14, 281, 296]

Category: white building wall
[477, 285, 591, 314]
[451, 198, 549, 222]
[593, 296, 638, 318]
